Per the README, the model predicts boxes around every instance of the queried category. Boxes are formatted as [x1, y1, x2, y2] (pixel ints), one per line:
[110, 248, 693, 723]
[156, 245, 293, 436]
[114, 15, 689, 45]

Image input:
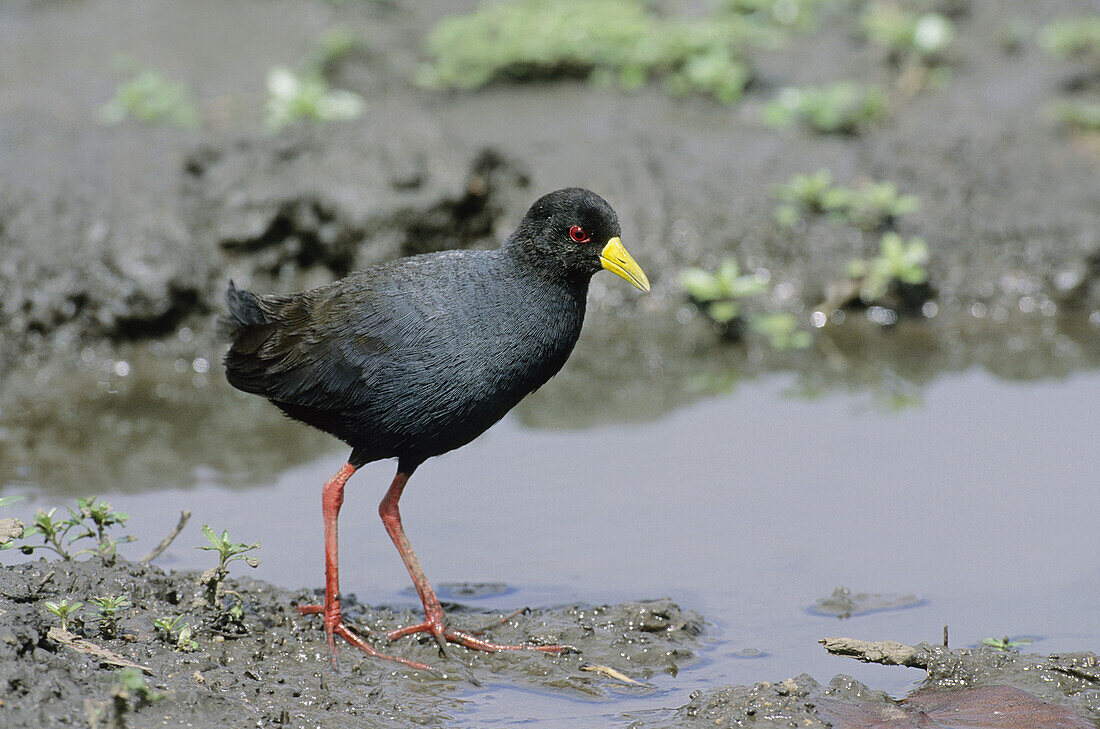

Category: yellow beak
[599, 237, 650, 292]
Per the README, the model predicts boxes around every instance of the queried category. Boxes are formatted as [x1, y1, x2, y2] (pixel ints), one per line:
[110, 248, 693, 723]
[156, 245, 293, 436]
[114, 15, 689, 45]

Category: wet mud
[0, 556, 703, 728]
[2, 557, 1097, 728]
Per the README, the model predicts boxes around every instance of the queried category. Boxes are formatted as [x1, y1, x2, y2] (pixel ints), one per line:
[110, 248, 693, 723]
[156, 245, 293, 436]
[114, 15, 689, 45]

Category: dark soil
[0, 556, 704, 728]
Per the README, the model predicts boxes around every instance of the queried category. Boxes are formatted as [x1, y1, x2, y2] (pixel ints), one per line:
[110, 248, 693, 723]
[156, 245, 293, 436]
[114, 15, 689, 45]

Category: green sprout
[416, 0, 776, 104]
[843, 181, 920, 230]
[981, 635, 1035, 652]
[1050, 100, 1100, 132]
[21, 507, 79, 559]
[681, 258, 770, 325]
[45, 599, 83, 632]
[20, 497, 134, 563]
[305, 26, 360, 76]
[112, 668, 165, 713]
[774, 171, 919, 230]
[196, 525, 260, 607]
[70, 497, 136, 562]
[860, 3, 955, 64]
[154, 615, 197, 651]
[264, 66, 365, 131]
[720, 0, 833, 32]
[762, 82, 887, 134]
[90, 595, 132, 638]
[749, 313, 812, 350]
[99, 68, 199, 129]
[848, 232, 929, 302]
[1038, 17, 1100, 60]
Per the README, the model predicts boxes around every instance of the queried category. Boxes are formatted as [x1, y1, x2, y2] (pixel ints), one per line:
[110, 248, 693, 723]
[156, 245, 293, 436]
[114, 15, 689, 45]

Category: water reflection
[1, 307, 1097, 498]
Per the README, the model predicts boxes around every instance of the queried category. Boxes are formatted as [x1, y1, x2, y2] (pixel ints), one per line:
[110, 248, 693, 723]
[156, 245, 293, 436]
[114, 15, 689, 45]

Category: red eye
[569, 225, 589, 243]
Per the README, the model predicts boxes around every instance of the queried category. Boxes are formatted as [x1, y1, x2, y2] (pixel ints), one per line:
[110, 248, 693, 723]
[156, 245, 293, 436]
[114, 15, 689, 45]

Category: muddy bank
[0, 555, 703, 728]
[2, 555, 1097, 728]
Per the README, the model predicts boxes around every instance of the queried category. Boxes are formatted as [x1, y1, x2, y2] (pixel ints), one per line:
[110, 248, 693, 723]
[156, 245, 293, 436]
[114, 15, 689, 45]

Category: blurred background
[1, 0, 1098, 724]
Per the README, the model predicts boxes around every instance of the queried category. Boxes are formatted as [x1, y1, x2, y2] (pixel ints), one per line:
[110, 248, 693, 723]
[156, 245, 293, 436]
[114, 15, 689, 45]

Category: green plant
[196, 525, 260, 606]
[416, 0, 777, 104]
[154, 615, 197, 651]
[1038, 17, 1100, 60]
[848, 232, 929, 302]
[90, 595, 132, 638]
[305, 26, 360, 76]
[843, 181, 920, 230]
[774, 171, 919, 230]
[112, 668, 165, 713]
[264, 67, 365, 131]
[860, 3, 955, 64]
[21, 508, 78, 559]
[99, 69, 199, 128]
[20, 497, 134, 562]
[762, 82, 886, 134]
[981, 635, 1035, 651]
[749, 313, 813, 350]
[1050, 100, 1100, 131]
[681, 258, 770, 324]
[45, 598, 83, 631]
[720, 0, 835, 32]
[72, 497, 136, 562]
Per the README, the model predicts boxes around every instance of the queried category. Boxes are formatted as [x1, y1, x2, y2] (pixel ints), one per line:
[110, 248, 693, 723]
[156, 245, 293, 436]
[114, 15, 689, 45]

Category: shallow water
[6, 366, 1097, 725]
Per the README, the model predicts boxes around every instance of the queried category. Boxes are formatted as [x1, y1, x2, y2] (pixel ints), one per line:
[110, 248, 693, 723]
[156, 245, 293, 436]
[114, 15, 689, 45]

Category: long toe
[387, 619, 575, 655]
[331, 623, 438, 672]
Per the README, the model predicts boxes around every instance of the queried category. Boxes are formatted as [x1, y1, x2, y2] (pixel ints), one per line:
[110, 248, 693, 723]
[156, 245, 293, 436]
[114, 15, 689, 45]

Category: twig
[820, 637, 929, 668]
[48, 627, 153, 674]
[141, 511, 191, 563]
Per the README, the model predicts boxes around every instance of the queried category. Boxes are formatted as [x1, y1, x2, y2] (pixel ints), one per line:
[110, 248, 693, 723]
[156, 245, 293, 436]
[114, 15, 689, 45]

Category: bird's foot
[296, 603, 436, 672]
[387, 616, 574, 655]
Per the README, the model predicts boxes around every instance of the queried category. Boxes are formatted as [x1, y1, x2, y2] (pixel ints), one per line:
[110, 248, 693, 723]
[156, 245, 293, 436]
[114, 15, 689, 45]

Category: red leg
[379, 468, 572, 656]
[296, 462, 434, 672]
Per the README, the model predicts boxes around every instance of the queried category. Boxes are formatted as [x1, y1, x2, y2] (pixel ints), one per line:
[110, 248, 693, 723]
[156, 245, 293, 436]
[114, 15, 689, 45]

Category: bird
[222, 187, 649, 671]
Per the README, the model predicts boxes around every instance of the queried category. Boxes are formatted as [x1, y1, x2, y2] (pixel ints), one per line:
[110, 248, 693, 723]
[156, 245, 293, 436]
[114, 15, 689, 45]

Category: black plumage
[223, 187, 648, 670]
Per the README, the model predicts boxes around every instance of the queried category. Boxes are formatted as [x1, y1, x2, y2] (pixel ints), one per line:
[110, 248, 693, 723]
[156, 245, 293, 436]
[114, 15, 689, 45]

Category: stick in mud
[141, 510, 192, 563]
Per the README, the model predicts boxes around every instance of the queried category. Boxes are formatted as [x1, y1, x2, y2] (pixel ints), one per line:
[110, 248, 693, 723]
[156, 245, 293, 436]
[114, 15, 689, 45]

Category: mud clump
[0, 556, 703, 728]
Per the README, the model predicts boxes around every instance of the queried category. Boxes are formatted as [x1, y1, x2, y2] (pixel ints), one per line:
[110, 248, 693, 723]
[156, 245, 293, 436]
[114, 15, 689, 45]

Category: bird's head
[509, 188, 650, 292]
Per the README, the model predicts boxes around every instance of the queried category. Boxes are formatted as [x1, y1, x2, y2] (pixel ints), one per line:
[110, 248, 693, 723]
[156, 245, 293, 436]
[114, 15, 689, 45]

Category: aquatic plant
[848, 232, 929, 302]
[1038, 17, 1100, 60]
[762, 82, 886, 134]
[90, 595, 132, 638]
[45, 598, 83, 632]
[417, 0, 778, 104]
[99, 67, 199, 129]
[264, 67, 365, 131]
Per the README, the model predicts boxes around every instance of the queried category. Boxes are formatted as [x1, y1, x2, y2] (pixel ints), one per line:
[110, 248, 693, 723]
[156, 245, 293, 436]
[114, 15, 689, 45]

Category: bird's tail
[218, 280, 268, 340]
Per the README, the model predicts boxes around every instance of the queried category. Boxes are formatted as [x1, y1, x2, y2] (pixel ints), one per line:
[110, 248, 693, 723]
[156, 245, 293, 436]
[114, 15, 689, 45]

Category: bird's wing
[223, 257, 477, 411]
